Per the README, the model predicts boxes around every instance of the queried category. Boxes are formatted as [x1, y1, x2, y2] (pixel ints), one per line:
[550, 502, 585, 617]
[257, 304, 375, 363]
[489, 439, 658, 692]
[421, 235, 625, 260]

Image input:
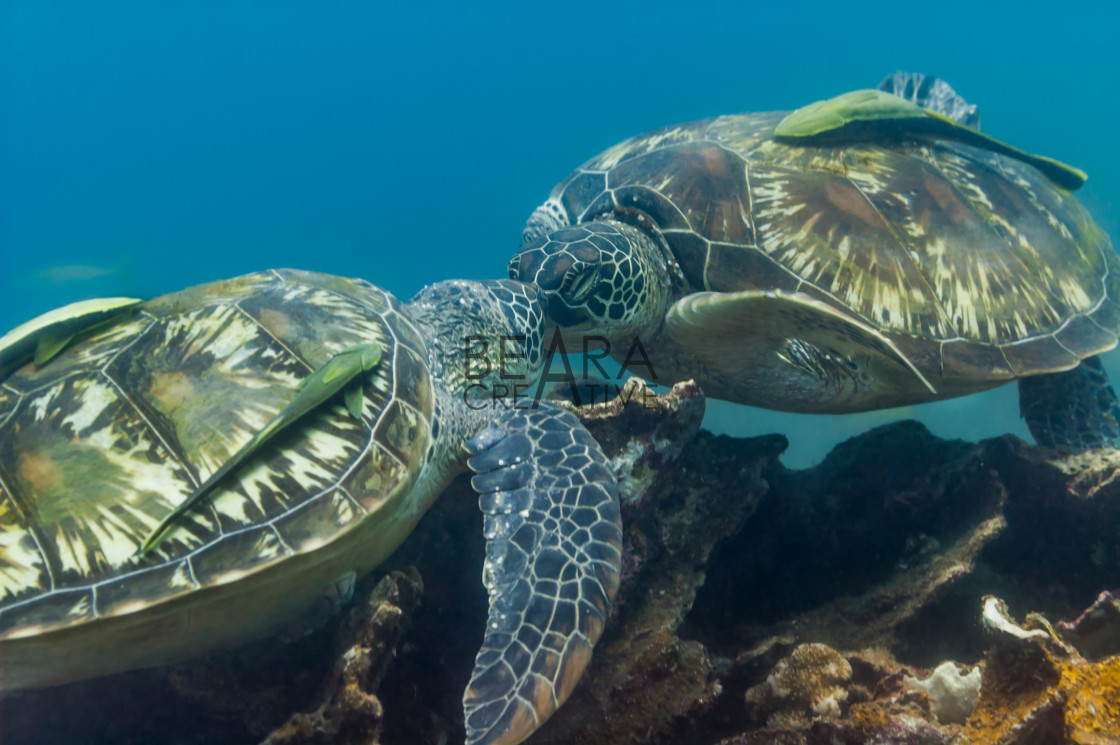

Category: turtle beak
[531, 258, 602, 327]
[511, 244, 608, 329]
[547, 292, 591, 327]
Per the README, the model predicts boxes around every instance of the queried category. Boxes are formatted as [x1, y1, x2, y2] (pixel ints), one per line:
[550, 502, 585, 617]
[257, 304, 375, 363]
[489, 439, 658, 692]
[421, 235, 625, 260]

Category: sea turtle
[510, 74, 1120, 451]
[0, 269, 622, 745]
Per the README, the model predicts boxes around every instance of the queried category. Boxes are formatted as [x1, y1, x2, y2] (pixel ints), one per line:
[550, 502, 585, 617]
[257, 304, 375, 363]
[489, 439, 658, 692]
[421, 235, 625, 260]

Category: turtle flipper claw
[463, 403, 621, 745]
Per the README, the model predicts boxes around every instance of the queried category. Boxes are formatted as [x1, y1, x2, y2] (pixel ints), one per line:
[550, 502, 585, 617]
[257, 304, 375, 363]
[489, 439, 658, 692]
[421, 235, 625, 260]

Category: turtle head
[407, 279, 547, 398]
[509, 219, 672, 345]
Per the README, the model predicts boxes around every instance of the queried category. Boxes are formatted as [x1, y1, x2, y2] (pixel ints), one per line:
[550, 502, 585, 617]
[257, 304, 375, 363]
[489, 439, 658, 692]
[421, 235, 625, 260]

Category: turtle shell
[0, 269, 434, 690]
[541, 112, 1120, 393]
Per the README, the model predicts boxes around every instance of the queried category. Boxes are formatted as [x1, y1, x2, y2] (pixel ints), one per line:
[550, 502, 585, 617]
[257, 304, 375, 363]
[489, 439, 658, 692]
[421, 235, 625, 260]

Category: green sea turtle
[0, 269, 622, 745]
[510, 74, 1120, 451]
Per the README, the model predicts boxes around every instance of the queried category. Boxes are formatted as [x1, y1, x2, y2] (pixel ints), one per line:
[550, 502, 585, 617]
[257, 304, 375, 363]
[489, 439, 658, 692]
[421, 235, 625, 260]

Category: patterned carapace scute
[0, 269, 432, 636]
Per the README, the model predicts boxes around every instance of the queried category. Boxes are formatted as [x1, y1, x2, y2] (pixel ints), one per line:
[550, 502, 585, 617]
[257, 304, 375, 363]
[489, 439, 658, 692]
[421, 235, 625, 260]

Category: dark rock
[1058, 590, 1120, 661]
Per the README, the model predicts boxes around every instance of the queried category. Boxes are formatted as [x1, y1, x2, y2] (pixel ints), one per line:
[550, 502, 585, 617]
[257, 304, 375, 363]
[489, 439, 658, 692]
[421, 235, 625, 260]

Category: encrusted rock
[554, 377, 706, 505]
[809, 697, 955, 745]
[259, 569, 423, 745]
[744, 643, 852, 728]
[716, 646, 961, 745]
[527, 379, 782, 745]
[964, 595, 1120, 744]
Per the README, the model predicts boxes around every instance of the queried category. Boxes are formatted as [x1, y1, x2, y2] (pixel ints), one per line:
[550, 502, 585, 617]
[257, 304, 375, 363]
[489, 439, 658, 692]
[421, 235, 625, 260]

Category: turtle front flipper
[664, 289, 936, 413]
[1019, 356, 1120, 451]
[0, 296, 142, 379]
[463, 403, 622, 745]
[138, 341, 383, 554]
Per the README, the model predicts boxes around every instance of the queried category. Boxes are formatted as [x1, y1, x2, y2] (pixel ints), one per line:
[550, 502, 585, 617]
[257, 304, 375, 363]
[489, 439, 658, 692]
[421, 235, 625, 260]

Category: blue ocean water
[3, 2, 1118, 465]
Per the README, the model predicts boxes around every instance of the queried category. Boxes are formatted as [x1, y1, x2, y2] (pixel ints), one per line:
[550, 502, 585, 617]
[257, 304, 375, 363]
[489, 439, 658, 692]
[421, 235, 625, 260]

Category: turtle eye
[559, 262, 602, 305]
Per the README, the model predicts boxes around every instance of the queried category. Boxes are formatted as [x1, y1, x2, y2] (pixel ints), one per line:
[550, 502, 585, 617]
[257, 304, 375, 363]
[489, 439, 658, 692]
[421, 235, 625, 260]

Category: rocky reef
[4, 380, 1120, 744]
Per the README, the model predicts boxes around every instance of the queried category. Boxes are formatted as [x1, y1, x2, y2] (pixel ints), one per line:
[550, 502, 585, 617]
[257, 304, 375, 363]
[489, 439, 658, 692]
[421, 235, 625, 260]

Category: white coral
[904, 661, 981, 724]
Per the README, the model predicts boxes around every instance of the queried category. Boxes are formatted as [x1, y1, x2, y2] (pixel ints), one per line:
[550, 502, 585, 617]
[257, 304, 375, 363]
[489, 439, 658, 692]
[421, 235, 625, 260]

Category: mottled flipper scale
[139, 341, 383, 554]
[1019, 356, 1120, 451]
[462, 404, 622, 745]
[0, 297, 142, 379]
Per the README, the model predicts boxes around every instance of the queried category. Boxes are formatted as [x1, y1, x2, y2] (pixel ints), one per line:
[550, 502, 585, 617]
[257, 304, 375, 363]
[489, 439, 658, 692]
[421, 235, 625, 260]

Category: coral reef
[5, 382, 1120, 745]
[962, 596, 1120, 744]
[744, 642, 853, 727]
[259, 570, 423, 745]
[903, 661, 981, 725]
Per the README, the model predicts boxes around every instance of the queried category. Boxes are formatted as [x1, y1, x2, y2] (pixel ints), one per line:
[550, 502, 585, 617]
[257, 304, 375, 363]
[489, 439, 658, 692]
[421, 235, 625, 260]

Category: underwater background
[3, 1, 1118, 466]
